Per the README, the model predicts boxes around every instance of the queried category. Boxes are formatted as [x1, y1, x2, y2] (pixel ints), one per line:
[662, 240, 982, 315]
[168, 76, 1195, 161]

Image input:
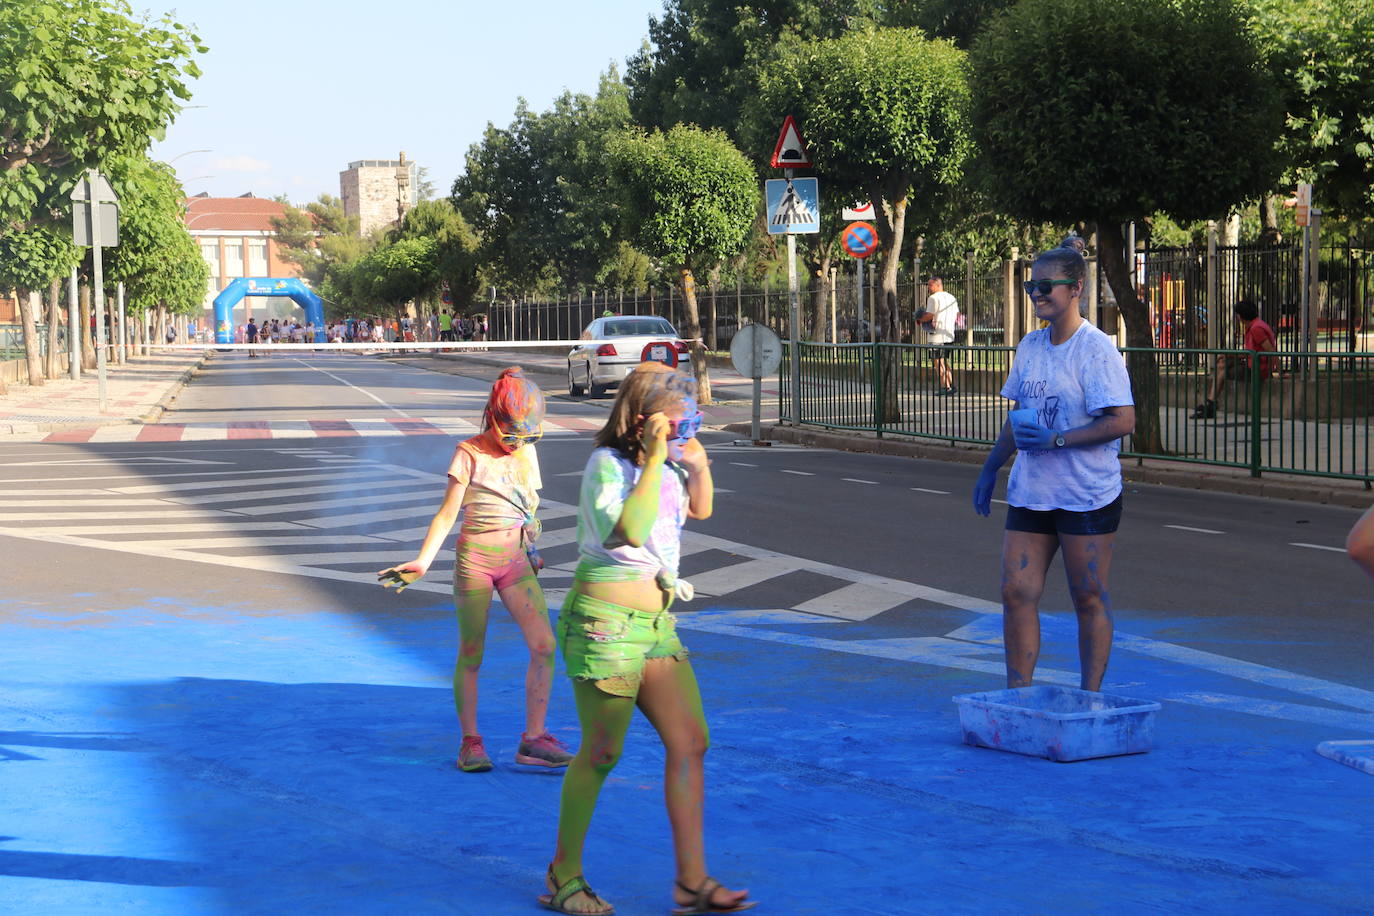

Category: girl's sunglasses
[668, 411, 703, 441]
[497, 428, 542, 448]
[1023, 279, 1077, 297]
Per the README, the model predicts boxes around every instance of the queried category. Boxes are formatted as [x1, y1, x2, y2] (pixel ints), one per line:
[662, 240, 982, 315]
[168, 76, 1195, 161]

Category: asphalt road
[3, 350, 1371, 914]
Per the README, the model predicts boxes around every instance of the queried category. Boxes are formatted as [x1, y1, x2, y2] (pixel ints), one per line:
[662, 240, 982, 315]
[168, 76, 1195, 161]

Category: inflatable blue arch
[213, 277, 326, 343]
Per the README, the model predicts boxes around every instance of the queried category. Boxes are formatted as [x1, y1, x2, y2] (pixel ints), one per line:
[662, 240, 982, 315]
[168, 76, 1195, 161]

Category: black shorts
[1006, 493, 1123, 536]
[1222, 356, 1252, 381]
[931, 342, 956, 357]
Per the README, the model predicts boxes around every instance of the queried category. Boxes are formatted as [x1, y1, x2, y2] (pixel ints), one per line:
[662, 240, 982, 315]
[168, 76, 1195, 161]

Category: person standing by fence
[918, 275, 959, 395]
[1190, 299, 1277, 419]
[972, 237, 1136, 692]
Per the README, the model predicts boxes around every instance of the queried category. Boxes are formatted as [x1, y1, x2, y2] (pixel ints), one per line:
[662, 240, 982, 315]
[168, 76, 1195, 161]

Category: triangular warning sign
[770, 115, 811, 168]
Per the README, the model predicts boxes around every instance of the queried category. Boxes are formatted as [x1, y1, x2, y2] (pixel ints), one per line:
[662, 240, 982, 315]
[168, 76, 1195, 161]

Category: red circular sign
[641, 340, 680, 367]
[843, 222, 879, 259]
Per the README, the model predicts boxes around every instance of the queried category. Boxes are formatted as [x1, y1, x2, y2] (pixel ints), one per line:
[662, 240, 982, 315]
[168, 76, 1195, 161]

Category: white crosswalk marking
[0, 456, 946, 626]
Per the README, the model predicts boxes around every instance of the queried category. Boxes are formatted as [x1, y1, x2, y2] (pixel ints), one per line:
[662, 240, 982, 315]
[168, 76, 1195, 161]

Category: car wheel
[568, 363, 585, 397]
[589, 379, 608, 398]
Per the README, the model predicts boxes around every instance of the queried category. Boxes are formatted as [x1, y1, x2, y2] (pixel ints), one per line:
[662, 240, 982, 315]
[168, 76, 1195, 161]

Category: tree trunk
[1097, 220, 1161, 454]
[679, 267, 711, 405]
[18, 287, 44, 386]
[1259, 193, 1281, 245]
[870, 184, 909, 423]
[79, 283, 96, 370]
[809, 247, 834, 341]
[46, 278, 61, 379]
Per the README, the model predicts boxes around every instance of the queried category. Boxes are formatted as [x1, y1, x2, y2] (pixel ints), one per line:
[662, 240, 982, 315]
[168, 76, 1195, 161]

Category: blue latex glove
[973, 467, 998, 516]
[1012, 420, 1057, 451]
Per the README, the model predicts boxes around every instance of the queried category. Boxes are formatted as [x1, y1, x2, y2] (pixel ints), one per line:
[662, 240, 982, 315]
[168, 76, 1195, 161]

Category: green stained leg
[551, 679, 636, 886]
[496, 572, 555, 736]
[454, 577, 494, 736]
[635, 657, 710, 887]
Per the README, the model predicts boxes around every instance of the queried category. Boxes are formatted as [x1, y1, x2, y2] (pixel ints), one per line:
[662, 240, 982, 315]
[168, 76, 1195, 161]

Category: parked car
[567, 315, 692, 397]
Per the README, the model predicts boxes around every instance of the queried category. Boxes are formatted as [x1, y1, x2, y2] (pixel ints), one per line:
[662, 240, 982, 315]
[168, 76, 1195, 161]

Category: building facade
[184, 194, 302, 327]
[340, 153, 417, 237]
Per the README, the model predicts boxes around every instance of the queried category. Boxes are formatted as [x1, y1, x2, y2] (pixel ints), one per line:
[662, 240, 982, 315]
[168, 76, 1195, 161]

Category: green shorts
[557, 591, 689, 698]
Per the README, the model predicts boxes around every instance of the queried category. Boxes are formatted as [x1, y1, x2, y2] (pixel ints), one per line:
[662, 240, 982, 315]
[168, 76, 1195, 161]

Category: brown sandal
[539, 865, 614, 915]
[671, 876, 758, 915]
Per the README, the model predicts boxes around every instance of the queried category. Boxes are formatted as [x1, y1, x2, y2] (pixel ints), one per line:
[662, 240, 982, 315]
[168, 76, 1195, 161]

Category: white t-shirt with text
[1000, 321, 1134, 512]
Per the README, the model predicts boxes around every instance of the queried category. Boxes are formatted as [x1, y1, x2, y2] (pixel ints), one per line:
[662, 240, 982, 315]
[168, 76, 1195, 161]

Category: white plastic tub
[954, 685, 1161, 762]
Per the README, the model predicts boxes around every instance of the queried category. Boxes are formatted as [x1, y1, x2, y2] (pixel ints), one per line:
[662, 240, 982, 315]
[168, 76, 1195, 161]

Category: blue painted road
[3, 434, 1373, 913]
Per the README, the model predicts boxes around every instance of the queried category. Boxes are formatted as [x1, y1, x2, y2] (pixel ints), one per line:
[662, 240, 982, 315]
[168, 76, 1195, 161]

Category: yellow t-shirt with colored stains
[446, 436, 542, 536]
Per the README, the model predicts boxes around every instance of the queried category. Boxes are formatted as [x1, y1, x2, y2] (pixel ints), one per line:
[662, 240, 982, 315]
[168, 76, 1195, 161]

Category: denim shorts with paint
[1005, 493, 1123, 537]
[557, 590, 690, 698]
[454, 534, 537, 597]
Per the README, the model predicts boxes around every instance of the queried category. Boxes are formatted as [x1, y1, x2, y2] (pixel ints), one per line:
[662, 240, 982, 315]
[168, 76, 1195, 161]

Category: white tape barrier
[150, 339, 701, 351]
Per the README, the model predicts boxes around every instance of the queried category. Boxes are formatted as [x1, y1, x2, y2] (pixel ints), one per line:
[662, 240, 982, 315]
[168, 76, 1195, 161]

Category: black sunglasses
[1023, 279, 1077, 297]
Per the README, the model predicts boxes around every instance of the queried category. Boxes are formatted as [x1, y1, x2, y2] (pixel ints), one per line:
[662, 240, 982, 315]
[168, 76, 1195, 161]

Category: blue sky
[150, 0, 664, 204]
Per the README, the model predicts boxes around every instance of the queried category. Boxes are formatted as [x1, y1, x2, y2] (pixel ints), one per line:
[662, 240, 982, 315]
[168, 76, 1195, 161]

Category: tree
[971, 0, 1283, 452]
[0, 224, 80, 385]
[607, 125, 758, 404]
[0, 0, 204, 237]
[750, 28, 974, 417]
[893, 0, 1019, 48]
[452, 71, 633, 294]
[393, 199, 481, 311]
[626, 0, 883, 139]
[1245, 0, 1374, 217]
[104, 155, 208, 338]
[343, 237, 439, 316]
[271, 194, 367, 289]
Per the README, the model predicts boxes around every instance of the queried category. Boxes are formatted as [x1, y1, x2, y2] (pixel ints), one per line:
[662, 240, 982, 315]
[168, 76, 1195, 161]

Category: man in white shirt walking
[918, 274, 959, 395]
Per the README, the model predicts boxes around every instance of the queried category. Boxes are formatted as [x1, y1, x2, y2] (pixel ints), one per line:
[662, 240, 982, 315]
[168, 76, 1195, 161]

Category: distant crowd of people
[230, 311, 488, 347]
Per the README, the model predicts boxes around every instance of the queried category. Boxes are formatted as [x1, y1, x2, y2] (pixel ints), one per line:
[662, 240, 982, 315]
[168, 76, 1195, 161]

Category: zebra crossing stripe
[8, 415, 600, 443]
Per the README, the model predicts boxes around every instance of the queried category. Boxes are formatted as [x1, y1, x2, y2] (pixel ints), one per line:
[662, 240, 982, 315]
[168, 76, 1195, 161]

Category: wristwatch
[1054, 434, 1067, 449]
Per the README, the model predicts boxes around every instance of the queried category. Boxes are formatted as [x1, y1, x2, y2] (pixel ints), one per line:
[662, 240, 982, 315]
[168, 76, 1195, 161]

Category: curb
[139, 351, 211, 425]
[723, 422, 1372, 509]
[0, 352, 212, 434]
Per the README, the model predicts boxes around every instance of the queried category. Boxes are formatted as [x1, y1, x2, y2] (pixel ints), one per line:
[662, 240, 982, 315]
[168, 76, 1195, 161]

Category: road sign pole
[116, 282, 126, 365]
[88, 176, 108, 413]
[788, 231, 801, 426]
[68, 266, 80, 380]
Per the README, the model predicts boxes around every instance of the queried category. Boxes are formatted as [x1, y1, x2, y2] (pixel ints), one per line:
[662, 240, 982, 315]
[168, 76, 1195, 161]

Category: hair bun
[497, 366, 523, 379]
[1060, 234, 1087, 254]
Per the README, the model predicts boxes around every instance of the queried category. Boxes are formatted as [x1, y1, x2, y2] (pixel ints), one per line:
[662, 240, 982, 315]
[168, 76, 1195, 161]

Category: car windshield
[602, 318, 676, 337]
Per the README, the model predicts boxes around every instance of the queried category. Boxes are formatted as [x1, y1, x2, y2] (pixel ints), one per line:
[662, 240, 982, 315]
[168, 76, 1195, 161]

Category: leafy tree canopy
[0, 0, 204, 236]
[626, 0, 884, 138]
[970, 0, 1283, 226]
[606, 124, 758, 271]
[452, 70, 633, 292]
[1245, 0, 1374, 216]
[103, 154, 207, 315]
[0, 223, 80, 293]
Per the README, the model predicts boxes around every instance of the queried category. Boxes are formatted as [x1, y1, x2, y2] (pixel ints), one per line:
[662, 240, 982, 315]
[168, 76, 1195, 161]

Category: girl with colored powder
[972, 236, 1136, 692]
[539, 362, 756, 916]
[379, 367, 572, 773]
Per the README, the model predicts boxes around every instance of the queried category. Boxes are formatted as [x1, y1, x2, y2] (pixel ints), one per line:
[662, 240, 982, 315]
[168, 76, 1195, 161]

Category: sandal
[671, 876, 758, 915]
[539, 865, 614, 915]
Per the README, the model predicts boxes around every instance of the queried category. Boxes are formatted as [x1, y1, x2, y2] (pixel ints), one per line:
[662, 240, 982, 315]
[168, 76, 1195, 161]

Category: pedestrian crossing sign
[765, 177, 820, 235]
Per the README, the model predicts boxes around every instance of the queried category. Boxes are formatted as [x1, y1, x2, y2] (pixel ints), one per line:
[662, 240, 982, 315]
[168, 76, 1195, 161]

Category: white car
[567, 315, 692, 397]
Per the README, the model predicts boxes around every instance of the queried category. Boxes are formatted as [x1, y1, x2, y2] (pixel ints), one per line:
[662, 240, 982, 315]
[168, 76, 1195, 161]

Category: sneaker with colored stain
[515, 731, 574, 768]
[458, 734, 493, 772]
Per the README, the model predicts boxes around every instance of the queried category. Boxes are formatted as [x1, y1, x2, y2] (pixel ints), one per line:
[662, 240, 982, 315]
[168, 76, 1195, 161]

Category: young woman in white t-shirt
[972, 236, 1135, 692]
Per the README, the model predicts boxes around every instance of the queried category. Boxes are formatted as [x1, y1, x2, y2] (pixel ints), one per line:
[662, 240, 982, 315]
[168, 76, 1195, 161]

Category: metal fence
[778, 341, 1374, 483]
[0, 323, 71, 361]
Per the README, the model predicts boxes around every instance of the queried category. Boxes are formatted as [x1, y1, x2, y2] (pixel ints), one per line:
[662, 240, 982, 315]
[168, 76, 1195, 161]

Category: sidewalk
[0, 350, 207, 436]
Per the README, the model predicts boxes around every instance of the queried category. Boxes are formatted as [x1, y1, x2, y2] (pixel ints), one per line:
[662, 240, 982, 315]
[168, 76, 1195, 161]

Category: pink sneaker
[515, 731, 573, 767]
[457, 734, 492, 772]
